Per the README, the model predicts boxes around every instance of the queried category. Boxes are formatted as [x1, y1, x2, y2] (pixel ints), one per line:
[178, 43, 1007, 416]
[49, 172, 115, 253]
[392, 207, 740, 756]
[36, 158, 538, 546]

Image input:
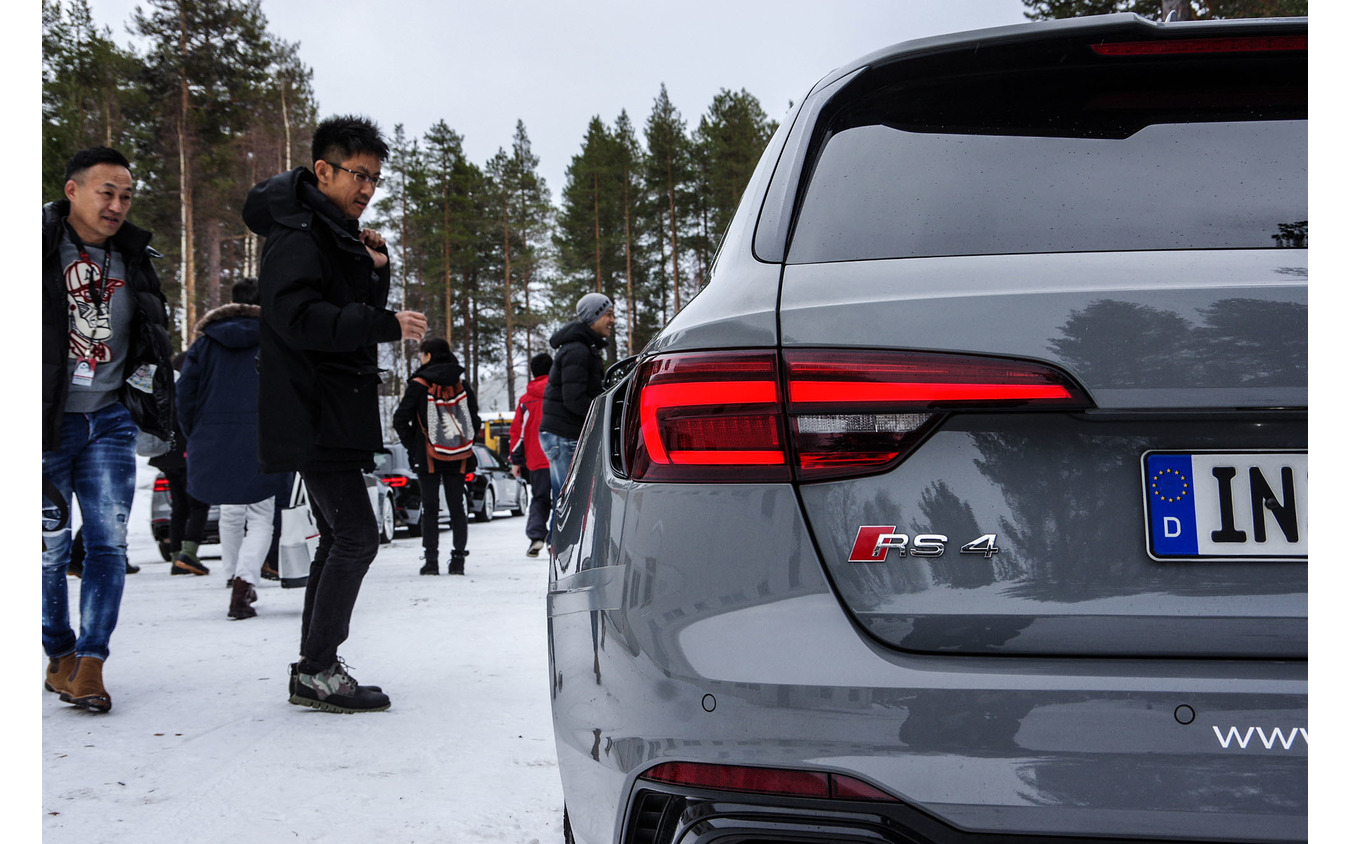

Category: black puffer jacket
[41, 200, 175, 452]
[242, 167, 402, 473]
[392, 360, 481, 474]
[540, 320, 607, 440]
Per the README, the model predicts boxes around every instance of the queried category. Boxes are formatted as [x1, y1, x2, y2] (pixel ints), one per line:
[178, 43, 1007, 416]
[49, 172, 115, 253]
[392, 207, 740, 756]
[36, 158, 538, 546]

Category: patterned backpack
[415, 377, 475, 463]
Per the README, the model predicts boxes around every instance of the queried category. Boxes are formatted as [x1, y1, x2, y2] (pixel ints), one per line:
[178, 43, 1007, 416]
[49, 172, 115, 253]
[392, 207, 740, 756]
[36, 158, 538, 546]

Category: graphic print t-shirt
[60, 228, 133, 414]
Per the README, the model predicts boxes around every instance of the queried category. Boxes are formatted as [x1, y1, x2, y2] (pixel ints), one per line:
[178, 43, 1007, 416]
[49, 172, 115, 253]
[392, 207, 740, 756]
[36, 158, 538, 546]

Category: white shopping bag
[277, 474, 319, 589]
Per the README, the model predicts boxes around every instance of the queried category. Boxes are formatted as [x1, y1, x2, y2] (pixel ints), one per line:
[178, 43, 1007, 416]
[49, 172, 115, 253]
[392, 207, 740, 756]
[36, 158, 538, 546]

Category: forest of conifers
[42, 0, 1307, 406]
[42, 0, 778, 405]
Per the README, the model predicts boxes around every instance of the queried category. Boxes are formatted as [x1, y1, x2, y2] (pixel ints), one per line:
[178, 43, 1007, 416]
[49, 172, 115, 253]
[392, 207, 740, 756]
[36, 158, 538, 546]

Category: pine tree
[555, 117, 626, 366]
[132, 0, 293, 344]
[695, 88, 776, 280]
[611, 111, 646, 357]
[42, 0, 144, 201]
[643, 85, 692, 321]
[414, 121, 473, 347]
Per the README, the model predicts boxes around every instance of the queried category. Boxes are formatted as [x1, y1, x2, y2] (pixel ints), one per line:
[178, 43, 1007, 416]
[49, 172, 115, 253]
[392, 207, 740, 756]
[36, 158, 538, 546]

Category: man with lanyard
[41, 146, 175, 713]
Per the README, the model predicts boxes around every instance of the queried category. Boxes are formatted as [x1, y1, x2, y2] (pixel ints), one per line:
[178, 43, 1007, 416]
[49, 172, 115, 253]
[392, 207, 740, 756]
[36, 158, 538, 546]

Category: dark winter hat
[576, 292, 614, 326]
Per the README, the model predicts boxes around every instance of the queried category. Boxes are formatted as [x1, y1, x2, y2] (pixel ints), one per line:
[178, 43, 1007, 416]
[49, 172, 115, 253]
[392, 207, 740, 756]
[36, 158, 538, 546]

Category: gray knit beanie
[576, 292, 614, 325]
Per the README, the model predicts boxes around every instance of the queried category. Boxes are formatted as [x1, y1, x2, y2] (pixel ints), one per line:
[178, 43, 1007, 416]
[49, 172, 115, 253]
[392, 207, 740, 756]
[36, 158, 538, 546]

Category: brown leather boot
[68, 656, 111, 712]
[228, 577, 258, 619]
[44, 652, 78, 701]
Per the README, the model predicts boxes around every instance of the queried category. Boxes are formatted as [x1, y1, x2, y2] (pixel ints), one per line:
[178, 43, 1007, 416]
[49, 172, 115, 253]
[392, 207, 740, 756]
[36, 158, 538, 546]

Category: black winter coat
[242, 167, 402, 473]
[42, 200, 175, 452]
[177, 304, 287, 505]
[540, 320, 607, 440]
[392, 361, 481, 474]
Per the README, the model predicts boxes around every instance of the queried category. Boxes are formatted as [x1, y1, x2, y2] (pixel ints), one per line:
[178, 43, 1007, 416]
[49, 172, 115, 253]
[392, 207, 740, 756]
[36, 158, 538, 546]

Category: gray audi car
[547, 13, 1307, 844]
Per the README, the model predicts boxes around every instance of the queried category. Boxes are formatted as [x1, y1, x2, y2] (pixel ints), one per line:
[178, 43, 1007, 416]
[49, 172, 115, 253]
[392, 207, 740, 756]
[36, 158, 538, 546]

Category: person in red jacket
[509, 352, 553, 557]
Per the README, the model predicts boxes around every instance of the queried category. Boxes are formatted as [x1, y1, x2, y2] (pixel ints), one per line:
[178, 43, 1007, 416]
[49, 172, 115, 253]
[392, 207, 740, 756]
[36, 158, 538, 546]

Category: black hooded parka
[539, 320, 608, 441]
[242, 167, 402, 473]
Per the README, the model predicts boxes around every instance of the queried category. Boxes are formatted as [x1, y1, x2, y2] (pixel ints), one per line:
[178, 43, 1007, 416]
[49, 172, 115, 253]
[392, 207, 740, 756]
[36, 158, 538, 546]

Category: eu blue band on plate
[1146, 453, 1198, 556]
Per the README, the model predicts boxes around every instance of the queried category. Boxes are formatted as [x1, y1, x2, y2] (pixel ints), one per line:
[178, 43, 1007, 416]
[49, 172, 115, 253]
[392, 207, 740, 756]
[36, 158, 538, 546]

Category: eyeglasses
[324, 162, 384, 189]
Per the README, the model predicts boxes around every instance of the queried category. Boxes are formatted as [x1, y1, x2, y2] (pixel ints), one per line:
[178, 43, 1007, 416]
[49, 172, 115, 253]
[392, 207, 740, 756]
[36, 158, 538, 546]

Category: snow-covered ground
[41, 458, 565, 843]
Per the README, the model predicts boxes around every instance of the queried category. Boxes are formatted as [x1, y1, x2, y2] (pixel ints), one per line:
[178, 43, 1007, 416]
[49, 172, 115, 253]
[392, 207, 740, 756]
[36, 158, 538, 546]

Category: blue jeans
[537, 431, 577, 539]
[42, 403, 138, 661]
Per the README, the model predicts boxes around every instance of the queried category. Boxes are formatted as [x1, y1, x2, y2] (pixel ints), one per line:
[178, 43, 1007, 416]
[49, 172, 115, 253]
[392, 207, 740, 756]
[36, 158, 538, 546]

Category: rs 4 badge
[848, 526, 1000, 562]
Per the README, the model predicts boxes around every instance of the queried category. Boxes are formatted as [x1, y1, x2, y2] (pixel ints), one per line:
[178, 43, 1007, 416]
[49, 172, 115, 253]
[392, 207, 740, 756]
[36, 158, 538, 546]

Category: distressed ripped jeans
[42, 403, 137, 661]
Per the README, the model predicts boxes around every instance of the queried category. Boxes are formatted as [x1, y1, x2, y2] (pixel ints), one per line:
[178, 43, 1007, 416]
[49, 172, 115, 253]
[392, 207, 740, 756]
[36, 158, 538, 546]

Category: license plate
[1142, 450, 1307, 561]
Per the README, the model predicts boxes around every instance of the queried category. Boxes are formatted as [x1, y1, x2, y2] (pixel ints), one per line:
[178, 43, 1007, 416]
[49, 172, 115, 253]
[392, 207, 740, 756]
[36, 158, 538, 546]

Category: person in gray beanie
[538, 292, 615, 523]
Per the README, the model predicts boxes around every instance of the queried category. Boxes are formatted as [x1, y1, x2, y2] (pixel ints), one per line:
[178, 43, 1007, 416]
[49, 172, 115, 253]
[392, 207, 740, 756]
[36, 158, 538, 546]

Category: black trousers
[299, 469, 379, 670]
[418, 466, 467, 561]
[524, 467, 551, 542]
[163, 467, 209, 550]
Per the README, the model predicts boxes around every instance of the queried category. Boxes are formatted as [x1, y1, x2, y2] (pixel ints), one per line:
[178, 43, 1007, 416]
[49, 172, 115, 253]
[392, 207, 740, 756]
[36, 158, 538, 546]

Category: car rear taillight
[624, 351, 790, 483]
[378, 474, 408, 487]
[622, 349, 1090, 483]
[785, 349, 1087, 481]
[638, 761, 896, 802]
[153, 478, 170, 493]
[464, 472, 476, 483]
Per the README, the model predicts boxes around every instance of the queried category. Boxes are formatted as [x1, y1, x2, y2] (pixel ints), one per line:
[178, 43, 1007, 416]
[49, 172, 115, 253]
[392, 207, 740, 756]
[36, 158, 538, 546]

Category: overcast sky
[77, 0, 1031, 194]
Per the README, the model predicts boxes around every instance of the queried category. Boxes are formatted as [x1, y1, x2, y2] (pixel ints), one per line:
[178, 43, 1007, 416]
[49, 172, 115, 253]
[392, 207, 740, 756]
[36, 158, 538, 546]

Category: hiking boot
[289, 661, 390, 713]
[448, 549, 468, 575]
[289, 660, 381, 696]
[44, 652, 78, 700]
[172, 551, 209, 576]
[67, 656, 112, 713]
[228, 578, 258, 619]
[419, 555, 438, 576]
[526, 539, 545, 558]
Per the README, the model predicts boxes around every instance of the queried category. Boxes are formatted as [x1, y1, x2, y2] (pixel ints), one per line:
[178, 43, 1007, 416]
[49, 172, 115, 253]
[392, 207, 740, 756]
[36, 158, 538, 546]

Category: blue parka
[177, 303, 286, 505]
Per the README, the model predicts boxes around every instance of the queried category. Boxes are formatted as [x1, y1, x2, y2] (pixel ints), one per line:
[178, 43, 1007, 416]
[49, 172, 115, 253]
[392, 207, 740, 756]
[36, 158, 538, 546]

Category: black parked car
[465, 442, 529, 522]
[375, 441, 528, 531]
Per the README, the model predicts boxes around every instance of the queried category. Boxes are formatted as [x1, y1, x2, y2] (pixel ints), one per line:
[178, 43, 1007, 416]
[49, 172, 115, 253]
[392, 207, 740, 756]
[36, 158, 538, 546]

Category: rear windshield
[787, 46, 1307, 263]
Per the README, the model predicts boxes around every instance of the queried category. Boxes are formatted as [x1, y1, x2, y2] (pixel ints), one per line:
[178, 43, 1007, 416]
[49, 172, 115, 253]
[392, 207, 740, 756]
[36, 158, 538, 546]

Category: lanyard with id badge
[65, 222, 113, 389]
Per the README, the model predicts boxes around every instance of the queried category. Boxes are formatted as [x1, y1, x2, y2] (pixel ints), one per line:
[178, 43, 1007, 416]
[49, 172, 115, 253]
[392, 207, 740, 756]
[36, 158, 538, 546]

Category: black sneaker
[289, 661, 390, 713]
[289, 660, 382, 696]
[526, 540, 545, 558]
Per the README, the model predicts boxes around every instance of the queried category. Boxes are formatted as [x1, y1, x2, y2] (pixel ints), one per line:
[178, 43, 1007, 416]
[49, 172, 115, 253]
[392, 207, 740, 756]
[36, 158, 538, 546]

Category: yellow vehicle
[480, 411, 514, 462]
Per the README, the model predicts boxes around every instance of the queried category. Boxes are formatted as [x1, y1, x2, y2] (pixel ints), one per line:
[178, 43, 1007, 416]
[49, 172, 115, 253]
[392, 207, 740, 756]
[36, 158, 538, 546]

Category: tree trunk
[177, 1, 195, 347]
[623, 164, 634, 356]
[205, 219, 222, 311]
[280, 81, 291, 170]
[502, 196, 516, 407]
[443, 191, 453, 344]
[667, 158, 680, 313]
[592, 170, 602, 292]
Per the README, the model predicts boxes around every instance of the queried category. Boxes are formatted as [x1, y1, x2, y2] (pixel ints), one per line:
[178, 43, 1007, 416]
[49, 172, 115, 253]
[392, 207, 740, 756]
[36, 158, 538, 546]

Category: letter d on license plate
[1142, 451, 1307, 561]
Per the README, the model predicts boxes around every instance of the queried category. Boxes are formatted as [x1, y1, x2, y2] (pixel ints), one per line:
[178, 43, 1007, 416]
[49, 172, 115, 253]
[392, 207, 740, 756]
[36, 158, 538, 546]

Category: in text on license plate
[1142, 450, 1307, 561]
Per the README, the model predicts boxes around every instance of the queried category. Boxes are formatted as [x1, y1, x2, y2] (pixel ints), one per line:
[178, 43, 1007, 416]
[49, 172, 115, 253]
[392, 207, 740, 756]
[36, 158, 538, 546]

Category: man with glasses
[244, 115, 427, 713]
